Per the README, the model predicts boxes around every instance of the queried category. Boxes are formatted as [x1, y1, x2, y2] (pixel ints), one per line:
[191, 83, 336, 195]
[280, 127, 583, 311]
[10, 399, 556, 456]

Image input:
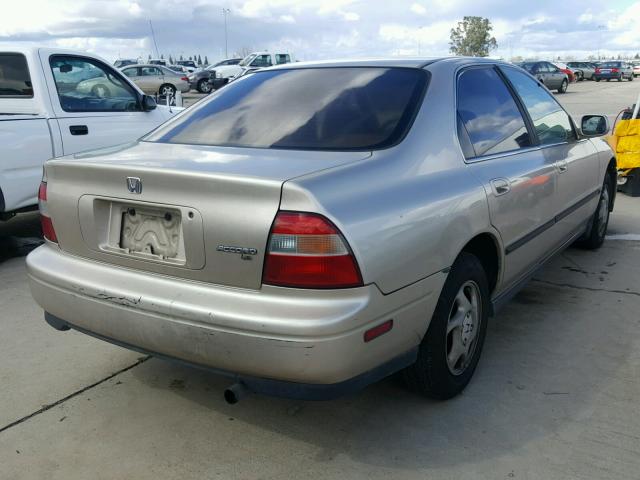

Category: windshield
[146, 67, 428, 151]
[239, 54, 257, 67]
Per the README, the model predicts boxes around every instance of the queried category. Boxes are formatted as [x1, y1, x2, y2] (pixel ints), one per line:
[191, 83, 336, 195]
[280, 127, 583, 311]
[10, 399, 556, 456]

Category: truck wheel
[403, 252, 489, 400]
[159, 84, 176, 98]
[577, 174, 612, 250]
[197, 79, 212, 93]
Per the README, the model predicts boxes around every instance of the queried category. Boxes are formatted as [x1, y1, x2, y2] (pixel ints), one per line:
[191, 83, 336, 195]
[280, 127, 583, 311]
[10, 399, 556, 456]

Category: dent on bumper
[27, 245, 445, 385]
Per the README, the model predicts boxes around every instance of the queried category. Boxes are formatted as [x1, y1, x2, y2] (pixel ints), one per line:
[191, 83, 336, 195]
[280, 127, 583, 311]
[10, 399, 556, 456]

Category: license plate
[119, 207, 181, 259]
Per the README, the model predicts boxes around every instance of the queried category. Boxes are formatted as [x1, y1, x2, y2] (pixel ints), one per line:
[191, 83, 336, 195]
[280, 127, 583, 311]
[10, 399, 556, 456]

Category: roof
[266, 56, 511, 71]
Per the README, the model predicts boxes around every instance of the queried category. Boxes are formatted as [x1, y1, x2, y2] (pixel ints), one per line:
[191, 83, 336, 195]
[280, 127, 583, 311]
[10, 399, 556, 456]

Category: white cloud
[279, 14, 296, 23]
[410, 3, 427, 15]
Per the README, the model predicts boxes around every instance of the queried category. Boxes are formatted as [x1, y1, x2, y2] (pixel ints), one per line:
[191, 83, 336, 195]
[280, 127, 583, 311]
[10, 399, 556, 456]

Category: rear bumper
[27, 245, 445, 393]
[595, 73, 622, 79]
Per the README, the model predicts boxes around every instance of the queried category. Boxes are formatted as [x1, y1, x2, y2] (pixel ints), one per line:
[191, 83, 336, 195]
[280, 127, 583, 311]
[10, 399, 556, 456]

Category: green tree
[148, 53, 151, 60]
[204, 55, 209, 65]
[197, 54, 202, 65]
[160, 53, 164, 59]
[169, 55, 174, 64]
[449, 16, 498, 57]
[179, 54, 184, 61]
[635, 53, 640, 59]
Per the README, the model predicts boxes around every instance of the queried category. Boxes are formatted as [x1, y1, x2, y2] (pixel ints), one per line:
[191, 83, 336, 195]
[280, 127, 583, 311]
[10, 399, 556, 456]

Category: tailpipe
[224, 382, 250, 404]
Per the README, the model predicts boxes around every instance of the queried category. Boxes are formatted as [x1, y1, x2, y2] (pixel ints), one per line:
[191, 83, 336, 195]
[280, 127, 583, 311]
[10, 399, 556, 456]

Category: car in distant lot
[594, 61, 634, 82]
[113, 58, 139, 69]
[28, 58, 616, 403]
[176, 60, 198, 73]
[121, 64, 190, 96]
[552, 62, 576, 83]
[0, 47, 180, 219]
[632, 61, 640, 78]
[188, 58, 242, 93]
[567, 61, 597, 81]
[208, 52, 292, 90]
[518, 61, 569, 93]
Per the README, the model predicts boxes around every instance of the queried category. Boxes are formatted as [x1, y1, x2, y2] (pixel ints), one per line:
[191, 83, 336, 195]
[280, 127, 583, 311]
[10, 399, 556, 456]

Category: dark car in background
[188, 58, 242, 93]
[518, 61, 569, 93]
[594, 61, 634, 82]
[567, 62, 597, 81]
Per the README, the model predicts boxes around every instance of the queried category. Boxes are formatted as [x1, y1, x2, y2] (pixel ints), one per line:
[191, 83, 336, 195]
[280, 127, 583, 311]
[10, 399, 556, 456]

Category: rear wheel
[197, 78, 212, 93]
[577, 174, 612, 250]
[159, 84, 176, 97]
[618, 75, 623, 82]
[596, 77, 601, 82]
[403, 252, 489, 400]
[557, 79, 568, 93]
[629, 75, 634, 82]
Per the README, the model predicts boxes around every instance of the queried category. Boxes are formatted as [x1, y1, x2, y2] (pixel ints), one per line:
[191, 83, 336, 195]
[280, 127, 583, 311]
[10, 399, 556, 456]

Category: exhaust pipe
[224, 382, 250, 404]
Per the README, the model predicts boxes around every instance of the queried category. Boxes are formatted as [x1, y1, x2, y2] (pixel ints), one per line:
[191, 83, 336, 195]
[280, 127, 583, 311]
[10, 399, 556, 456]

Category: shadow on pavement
[0, 212, 43, 263]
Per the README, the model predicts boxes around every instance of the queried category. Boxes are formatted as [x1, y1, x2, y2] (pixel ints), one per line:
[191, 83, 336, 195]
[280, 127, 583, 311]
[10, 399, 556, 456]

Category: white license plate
[120, 207, 181, 259]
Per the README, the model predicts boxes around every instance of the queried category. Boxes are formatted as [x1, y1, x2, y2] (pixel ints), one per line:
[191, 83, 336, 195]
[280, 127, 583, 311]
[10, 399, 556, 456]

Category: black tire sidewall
[579, 174, 611, 249]
[197, 79, 212, 93]
[404, 252, 490, 399]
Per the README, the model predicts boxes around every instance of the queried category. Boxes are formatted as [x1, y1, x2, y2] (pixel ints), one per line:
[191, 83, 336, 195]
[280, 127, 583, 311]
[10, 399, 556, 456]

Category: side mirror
[141, 94, 157, 112]
[581, 115, 609, 137]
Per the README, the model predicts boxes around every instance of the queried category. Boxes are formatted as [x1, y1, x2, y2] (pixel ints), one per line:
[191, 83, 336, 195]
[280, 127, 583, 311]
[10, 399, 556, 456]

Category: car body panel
[26, 57, 615, 394]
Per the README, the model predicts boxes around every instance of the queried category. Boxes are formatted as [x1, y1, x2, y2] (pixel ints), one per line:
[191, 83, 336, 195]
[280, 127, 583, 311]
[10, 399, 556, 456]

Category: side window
[457, 67, 532, 158]
[50, 55, 140, 112]
[251, 55, 272, 67]
[501, 66, 576, 145]
[141, 67, 161, 76]
[0, 53, 33, 97]
[275, 54, 290, 65]
[546, 63, 559, 73]
[122, 67, 137, 78]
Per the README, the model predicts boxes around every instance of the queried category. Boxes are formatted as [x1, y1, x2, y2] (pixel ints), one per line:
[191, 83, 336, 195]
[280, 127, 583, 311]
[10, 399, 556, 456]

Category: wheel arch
[458, 232, 502, 296]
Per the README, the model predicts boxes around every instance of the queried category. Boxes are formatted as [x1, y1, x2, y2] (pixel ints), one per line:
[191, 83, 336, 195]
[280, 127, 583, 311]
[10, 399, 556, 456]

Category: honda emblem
[126, 177, 142, 194]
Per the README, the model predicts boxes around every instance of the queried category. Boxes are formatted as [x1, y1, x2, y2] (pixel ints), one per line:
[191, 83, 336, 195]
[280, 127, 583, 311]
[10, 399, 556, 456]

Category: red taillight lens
[38, 181, 58, 243]
[611, 68, 619, 73]
[181, 76, 189, 81]
[40, 216, 58, 243]
[596, 68, 601, 73]
[263, 212, 363, 289]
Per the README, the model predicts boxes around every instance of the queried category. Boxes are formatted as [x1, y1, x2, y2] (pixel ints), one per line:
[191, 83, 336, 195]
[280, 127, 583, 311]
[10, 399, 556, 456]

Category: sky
[1, 0, 639, 64]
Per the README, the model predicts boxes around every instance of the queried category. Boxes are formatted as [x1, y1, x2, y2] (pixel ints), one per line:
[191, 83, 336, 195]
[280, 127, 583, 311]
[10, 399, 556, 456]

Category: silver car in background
[27, 58, 616, 403]
[518, 61, 570, 93]
[121, 64, 190, 97]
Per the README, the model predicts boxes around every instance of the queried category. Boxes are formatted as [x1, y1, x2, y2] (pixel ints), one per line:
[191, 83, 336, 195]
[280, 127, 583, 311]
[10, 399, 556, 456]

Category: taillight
[596, 68, 601, 73]
[263, 211, 363, 289]
[181, 76, 189, 81]
[611, 68, 619, 73]
[38, 181, 58, 243]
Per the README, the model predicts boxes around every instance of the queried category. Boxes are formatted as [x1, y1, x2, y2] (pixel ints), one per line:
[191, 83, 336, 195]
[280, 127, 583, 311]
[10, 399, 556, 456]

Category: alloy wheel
[446, 280, 482, 376]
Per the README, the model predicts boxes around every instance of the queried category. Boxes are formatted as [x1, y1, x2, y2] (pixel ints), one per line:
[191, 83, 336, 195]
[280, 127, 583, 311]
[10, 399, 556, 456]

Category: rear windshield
[146, 67, 428, 151]
[600, 62, 621, 68]
[0, 53, 33, 97]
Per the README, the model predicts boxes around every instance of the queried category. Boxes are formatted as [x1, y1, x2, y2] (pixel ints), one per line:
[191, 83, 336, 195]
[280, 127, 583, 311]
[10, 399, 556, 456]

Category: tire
[91, 84, 111, 98]
[595, 77, 601, 82]
[617, 75, 623, 82]
[577, 174, 612, 250]
[159, 84, 176, 97]
[577, 71, 583, 81]
[629, 75, 634, 82]
[557, 79, 568, 93]
[197, 78, 212, 93]
[403, 252, 490, 400]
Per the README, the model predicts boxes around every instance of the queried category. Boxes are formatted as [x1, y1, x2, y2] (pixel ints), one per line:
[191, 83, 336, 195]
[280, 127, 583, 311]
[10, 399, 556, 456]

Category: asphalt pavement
[1, 79, 640, 480]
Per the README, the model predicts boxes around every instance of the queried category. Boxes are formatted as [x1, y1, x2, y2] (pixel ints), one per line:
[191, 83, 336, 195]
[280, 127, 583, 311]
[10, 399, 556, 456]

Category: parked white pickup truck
[209, 52, 292, 89]
[0, 47, 180, 219]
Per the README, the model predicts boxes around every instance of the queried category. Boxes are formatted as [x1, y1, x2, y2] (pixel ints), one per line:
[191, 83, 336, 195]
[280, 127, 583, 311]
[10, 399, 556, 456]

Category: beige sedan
[121, 64, 190, 96]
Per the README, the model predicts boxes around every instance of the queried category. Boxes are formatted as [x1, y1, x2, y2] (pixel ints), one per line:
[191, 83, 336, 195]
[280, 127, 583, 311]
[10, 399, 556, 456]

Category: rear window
[147, 67, 428, 151]
[0, 53, 33, 97]
[600, 62, 621, 68]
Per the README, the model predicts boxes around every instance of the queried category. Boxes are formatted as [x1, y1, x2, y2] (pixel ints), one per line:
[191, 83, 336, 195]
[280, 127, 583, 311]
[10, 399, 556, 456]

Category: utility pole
[222, 8, 230, 58]
[149, 20, 160, 58]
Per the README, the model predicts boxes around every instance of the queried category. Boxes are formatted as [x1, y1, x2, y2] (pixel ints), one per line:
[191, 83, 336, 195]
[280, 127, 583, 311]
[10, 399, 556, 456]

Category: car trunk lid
[45, 141, 371, 289]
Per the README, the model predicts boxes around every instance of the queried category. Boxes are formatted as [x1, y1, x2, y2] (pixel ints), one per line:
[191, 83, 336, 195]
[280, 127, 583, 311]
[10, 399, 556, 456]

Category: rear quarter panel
[281, 61, 498, 294]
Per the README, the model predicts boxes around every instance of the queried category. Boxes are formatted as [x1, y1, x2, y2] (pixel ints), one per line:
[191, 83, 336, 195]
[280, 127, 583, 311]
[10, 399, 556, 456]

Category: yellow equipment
[607, 93, 640, 196]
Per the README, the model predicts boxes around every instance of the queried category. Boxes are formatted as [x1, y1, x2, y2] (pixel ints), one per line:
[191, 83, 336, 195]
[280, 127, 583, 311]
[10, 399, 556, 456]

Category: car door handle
[491, 178, 511, 196]
[69, 125, 88, 136]
[557, 160, 569, 173]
